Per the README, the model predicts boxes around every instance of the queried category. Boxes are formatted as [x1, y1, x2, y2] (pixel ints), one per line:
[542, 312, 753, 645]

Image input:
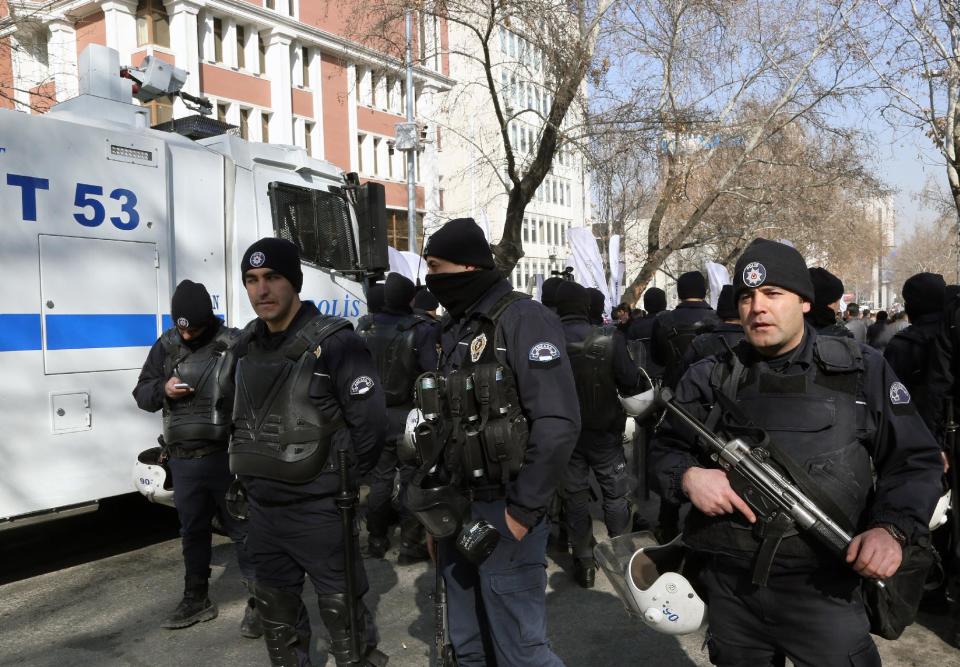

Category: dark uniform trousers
[245, 495, 378, 650]
[366, 406, 416, 527]
[701, 559, 881, 667]
[439, 500, 564, 667]
[168, 450, 254, 583]
[563, 428, 631, 559]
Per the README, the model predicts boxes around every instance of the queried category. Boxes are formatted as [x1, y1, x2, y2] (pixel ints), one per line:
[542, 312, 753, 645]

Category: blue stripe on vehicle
[0, 314, 42, 352]
[45, 314, 158, 350]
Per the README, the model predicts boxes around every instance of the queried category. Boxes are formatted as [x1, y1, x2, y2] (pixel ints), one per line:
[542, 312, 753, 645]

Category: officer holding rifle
[650, 239, 942, 666]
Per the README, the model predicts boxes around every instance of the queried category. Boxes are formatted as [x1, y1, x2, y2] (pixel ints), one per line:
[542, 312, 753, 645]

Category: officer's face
[177, 324, 207, 341]
[425, 256, 475, 274]
[738, 286, 811, 356]
[244, 268, 299, 326]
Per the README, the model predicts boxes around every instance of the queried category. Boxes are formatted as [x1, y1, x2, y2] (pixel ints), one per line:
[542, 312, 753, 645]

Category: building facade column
[47, 18, 79, 102]
[164, 0, 201, 118]
[100, 0, 138, 65]
[419, 83, 442, 230]
[347, 62, 358, 171]
[310, 48, 324, 159]
[264, 29, 293, 144]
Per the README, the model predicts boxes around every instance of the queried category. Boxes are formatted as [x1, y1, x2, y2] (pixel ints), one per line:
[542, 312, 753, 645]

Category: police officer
[540, 275, 565, 312]
[555, 281, 647, 588]
[805, 267, 852, 338]
[133, 280, 259, 635]
[413, 287, 440, 321]
[885, 273, 946, 431]
[231, 238, 387, 667]
[410, 217, 579, 666]
[360, 272, 438, 563]
[681, 284, 744, 371]
[651, 238, 942, 666]
[627, 287, 666, 340]
[355, 283, 385, 334]
[651, 272, 719, 389]
[587, 287, 606, 326]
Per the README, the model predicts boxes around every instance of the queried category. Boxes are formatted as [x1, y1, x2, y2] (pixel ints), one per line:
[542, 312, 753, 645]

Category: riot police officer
[231, 238, 387, 667]
[681, 284, 744, 370]
[587, 287, 606, 326]
[651, 238, 942, 666]
[555, 281, 647, 588]
[133, 280, 259, 635]
[407, 217, 580, 666]
[412, 287, 440, 321]
[805, 267, 852, 338]
[651, 272, 719, 389]
[355, 283, 384, 334]
[359, 272, 438, 563]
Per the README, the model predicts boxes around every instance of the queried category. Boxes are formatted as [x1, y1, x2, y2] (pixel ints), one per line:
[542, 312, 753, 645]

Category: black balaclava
[423, 217, 503, 319]
[587, 288, 605, 325]
[384, 273, 416, 315]
[541, 277, 565, 310]
[555, 282, 590, 319]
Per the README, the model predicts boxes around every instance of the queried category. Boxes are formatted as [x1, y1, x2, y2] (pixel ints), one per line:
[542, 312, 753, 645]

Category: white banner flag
[608, 234, 622, 306]
[705, 261, 731, 309]
[568, 227, 612, 315]
[388, 246, 427, 285]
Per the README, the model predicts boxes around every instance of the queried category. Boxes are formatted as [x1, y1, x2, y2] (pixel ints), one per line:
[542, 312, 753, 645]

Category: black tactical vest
[230, 315, 351, 483]
[684, 336, 873, 569]
[160, 325, 243, 446]
[359, 315, 422, 407]
[658, 309, 716, 388]
[568, 325, 623, 432]
[817, 322, 854, 339]
[421, 291, 529, 490]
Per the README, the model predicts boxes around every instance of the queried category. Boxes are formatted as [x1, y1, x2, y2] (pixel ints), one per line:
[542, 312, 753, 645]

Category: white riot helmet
[620, 365, 657, 420]
[626, 536, 705, 635]
[133, 447, 175, 507]
[399, 409, 425, 466]
[930, 489, 951, 531]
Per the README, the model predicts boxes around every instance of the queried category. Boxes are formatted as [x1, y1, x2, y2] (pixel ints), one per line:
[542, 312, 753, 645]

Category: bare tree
[0, 1, 61, 112]
[592, 0, 872, 303]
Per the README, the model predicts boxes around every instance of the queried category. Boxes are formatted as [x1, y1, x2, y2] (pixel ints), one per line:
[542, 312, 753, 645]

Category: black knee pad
[253, 584, 310, 667]
[317, 594, 382, 666]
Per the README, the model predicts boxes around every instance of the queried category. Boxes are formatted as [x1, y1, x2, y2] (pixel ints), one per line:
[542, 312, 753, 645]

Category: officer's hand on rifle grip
[845, 527, 902, 580]
[681, 467, 757, 524]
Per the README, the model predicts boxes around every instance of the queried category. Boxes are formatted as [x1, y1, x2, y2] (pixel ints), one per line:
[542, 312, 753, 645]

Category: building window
[236, 25, 246, 69]
[265, 0, 275, 8]
[566, 184, 571, 207]
[239, 107, 250, 139]
[136, 0, 170, 47]
[258, 33, 266, 73]
[301, 46, 310, 87]
[261, 112, 270, 142]
[357, 134, 365, 173]
[373, 137, 381, 175]
[305, 121, 314, 155]
[559, 181, 565, 206]
[216, 102, 227, 123]
[523, 218, 529, 243]
[370, 72, 378, 108]
[213, 18, 223, 63]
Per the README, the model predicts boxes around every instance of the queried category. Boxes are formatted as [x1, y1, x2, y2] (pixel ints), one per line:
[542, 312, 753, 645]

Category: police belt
[247, 490, 337, 507]
[463, 485, 506, 503]
[165, 442, 226, 459]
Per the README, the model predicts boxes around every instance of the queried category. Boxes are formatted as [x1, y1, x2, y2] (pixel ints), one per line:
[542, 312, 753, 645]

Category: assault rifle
[659, 388, 882, 585]
[945, 402, 960, 604]
[431, 563, 456, 666]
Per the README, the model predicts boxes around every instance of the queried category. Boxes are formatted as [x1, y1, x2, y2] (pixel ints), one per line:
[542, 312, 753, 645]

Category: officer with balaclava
[555, 281, 647, 588]
[133, 280, 259, 635]
[356, 282, 385, 334]
[651, 238, 941, 666]
[231, 238, 387, 666]
[587, 287, 606, 326]
[360, 272, 438, 563]
[407, 217, 579, 666]
[805, 267, 852, 338]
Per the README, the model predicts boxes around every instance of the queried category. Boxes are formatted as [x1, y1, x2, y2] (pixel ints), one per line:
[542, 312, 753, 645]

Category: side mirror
[354, 181, 389, 273]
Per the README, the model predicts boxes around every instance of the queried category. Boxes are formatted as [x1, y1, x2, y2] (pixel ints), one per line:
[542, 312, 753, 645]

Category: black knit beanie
[733, 238, 814, 302]
[171, 279, 214, 329]
[809, 267, 844, 306]
[366, 283, 385, 314]
[423, 218, 495, 269]
[241, 237, 303, 292]
[715, 285, 738, 320]
[902, 272, 946, 319]
[384, 273, 416, 315]
[555, 281, 590, 319]
[677, 271, 707, 300]
[587, 288, 606, 324]
[643, 287, 667, 315]
[413, 288, 439, 311]
[541, 277, 565, 309]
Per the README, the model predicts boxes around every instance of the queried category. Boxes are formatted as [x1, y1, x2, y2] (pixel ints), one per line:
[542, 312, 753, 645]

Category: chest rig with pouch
[411, 291, 530, 494]
[161, 325, 243, 447]
[230, 315, 351, 483]
[684, 335, 874, 584]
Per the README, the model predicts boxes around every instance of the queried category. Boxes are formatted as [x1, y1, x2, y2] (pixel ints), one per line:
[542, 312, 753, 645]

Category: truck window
[268, 182, 359, 272]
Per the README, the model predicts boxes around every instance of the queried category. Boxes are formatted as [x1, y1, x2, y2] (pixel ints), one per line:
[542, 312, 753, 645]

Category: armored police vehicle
[0, 44, 387, 527]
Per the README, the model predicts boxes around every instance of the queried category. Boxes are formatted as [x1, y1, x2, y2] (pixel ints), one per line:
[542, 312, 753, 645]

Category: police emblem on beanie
[176, 317, 189, 328]
[171, 279, 214, 330]
[743, 262, 767, 288]
[241, 238, 303, 292]
[250, 251, 265, 268]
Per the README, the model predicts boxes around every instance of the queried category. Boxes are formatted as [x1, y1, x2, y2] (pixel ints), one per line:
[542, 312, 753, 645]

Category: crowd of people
[131, 221, 957, 666]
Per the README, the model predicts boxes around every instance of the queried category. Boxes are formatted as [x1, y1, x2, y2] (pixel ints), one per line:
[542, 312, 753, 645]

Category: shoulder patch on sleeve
[350, 375, 376, 399]
[528, 341, 561, 368]
[889, 381, 910, 405]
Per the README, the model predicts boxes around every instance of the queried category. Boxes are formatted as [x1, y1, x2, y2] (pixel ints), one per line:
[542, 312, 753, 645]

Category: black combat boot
[397, 517, 429, 565]
[573, 558, 596, 589]
[240, 597, 263, 638]
[366, 512, 391, 558]
[161, 577, 218, 629]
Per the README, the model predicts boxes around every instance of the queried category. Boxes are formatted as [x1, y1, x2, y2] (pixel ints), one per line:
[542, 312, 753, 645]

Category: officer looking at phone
[133, 280, 259, 635]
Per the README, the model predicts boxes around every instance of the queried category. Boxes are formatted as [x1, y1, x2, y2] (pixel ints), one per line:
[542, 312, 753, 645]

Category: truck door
[39, 235, 161, 374]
